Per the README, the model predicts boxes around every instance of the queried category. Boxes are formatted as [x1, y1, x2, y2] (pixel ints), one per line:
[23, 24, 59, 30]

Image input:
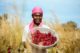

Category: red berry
[31, 30, 57, 46]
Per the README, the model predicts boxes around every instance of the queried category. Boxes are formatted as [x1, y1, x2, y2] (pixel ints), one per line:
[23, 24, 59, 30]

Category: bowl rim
[27, 27, 59, 49]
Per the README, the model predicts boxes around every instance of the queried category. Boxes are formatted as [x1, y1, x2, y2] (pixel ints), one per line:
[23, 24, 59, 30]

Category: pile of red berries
[31, 30, 57, 46]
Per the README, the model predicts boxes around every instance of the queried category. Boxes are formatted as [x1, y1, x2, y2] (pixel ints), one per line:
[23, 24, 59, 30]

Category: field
[0, 14, 80, 53]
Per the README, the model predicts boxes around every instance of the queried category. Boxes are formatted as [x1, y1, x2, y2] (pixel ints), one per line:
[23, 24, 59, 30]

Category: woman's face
[32, 13, 43, 26]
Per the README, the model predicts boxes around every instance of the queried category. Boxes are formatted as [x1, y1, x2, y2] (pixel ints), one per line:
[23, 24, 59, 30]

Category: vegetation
[0, 14, 80, 53]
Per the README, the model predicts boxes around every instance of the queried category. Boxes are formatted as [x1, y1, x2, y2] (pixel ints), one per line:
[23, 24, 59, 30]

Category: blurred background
[0, 0, 80, 53]
[0, 0, 80, 27]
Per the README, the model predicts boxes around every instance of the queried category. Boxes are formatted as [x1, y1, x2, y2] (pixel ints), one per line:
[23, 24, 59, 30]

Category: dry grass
[47, 23, 80, 53]
[0, 15, 80, 53]
[0, 15, 23, 53]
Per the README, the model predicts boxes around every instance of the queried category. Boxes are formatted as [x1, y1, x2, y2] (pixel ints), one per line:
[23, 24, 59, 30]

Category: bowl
[27, 27, 59, 49]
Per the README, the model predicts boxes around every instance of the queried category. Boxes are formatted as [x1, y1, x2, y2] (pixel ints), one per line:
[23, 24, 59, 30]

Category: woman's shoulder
[42, 25, 50, 29]
[23, 24, 30, 32]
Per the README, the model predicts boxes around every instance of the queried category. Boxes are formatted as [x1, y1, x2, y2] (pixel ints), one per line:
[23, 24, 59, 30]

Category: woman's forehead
[33, 13, 42, 15]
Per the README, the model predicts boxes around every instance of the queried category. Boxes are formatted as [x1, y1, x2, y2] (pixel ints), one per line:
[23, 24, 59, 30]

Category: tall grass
[47, 22, 80, 53]
[0, 14, 80, 53]
[0, 15, 23, 53]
